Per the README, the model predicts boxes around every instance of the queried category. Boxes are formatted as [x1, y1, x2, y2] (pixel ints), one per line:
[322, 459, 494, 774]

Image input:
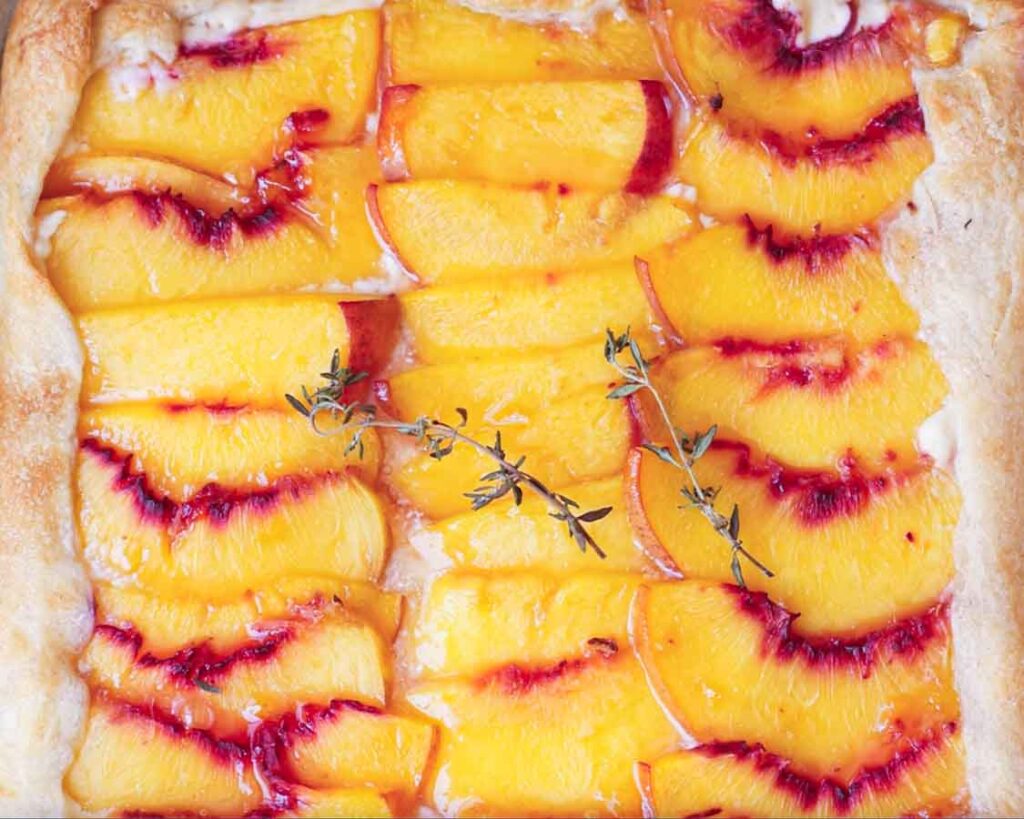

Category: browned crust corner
[883, 3, 1024, 815]
[0, 0, 95, 815]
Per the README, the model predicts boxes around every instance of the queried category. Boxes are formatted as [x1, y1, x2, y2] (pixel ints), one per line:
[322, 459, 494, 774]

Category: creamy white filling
[33, 210, 67, 261]
[916, 403, 958, 471]
[770, 0, 891, 46]
[181, 0, 383, 44]
[453, 0, 623, 29]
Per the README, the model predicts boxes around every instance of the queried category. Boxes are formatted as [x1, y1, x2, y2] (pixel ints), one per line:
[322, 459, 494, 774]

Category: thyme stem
[604, 329, 773, 588]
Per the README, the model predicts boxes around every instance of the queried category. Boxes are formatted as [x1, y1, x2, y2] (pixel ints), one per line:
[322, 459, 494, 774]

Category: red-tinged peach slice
[649, 339, 947, 470]
[271, 701, 435, 794]
[633, 581, 957, 779]
[429, 477, 651, 574]
[413, 572, 641, 678]
[638, 723, 967, 818]
[388, 384, 635, 519]
[627, 446, 957, 634]
[283, 787, 393, 818]
[78, 441, 389, 596]
[95, 579, 403, 654]
[70, 14, 380, 180]
[659, 0, 913, 138]
[41, 149, 389, 311]
[78, 296, 397, 408]
[639, 223, 918, 347]
[400, 265, 653, 363]
[368, 180, 694, 284]
[43, 155, 241, 211]
[82, 614, 388, 736]
[385, 0, 660, 83]
[65, 699, 261, 816]
[406, 652, 679, 817]
[378, 81, 671, 192]
[80, 403, 380, 498]
[678, 101, 933, 235]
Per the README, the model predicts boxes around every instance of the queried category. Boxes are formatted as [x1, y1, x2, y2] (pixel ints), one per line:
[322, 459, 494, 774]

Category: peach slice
[82, 614, 388, 736]
[650, 339, 946, 470]
[71, 13, 380, 180]
[633, 581, 957, 779]
[385, 0, 660, 83]
[95, 579, 403, 653]
[679, 101, 933, 234]
[379, 81, 670, 192]
[79, 296, 397, 408]
[80, 403, 380, 499]
[65, 699, 261, 816]
[283, 787, 393, 819]
[41, 149, 387, 311]
[369, 180, 693, 284]
[639, 223, 918, 347]
[659, 0, 913, 138]
[274, 701, 435, 794]
[406, 652, 679, 817]
[638, 723, 966, 818]
[627, 446, 958, 634]
[429, 477, 651, 574]
[413, 572, 640, 678]
[386, 381, 634, 519]
[78, 443, 389, 597]
[400, 265, 652, 363]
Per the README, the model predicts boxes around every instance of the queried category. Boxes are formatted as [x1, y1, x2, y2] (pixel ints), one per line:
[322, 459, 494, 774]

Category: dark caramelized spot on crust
[728, 586, 949, 673]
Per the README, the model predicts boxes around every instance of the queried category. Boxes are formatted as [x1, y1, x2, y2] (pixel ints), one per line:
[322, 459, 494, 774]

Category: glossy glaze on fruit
[37, 1, 967, 815]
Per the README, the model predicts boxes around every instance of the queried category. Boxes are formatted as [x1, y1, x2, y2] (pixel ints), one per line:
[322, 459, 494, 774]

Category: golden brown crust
[0, 1, 94, 814]
[883, 3, 1024, 815]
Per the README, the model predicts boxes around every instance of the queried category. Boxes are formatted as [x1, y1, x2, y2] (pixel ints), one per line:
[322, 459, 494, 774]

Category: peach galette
[1, 0, 1023, 816]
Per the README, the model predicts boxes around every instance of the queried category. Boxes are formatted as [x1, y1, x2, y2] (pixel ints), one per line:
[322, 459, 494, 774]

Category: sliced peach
[650, 339, 946, 469]
[369, 180, 693, 284]
[679, 102, 933, 234]
[400, 265, 652, 363]
[71, 13, 380, 180]
[429, 477, 650, 574]
[387, 383, 634, 519]
[79, 296, 396, 408]
[639, 223, 918, 347]
[413, 571, 640, 678]
[284, 787, 393, 818]
[82, 614, 387, 736]
[95, 579, 403, 653]
[660, 0, 913, 137]
[633, 581, 957, 779]
[278, 701, 435, 794]
[41, 149, 386, 311]
[406, 653, 679, 817]
[385, 0, 660, 83]
[78, 444, 389, 596]
[80, 403, 380, 498]
[379, 81, 670, 192]
[65, 699, 261, 816]
[638, 723, 966, 818]
[627, 446, 957, 634]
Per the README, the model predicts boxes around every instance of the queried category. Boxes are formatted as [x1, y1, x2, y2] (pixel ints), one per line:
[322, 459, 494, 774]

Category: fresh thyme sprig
[286, 352, 611, 558]
[604, 329, 773, 588]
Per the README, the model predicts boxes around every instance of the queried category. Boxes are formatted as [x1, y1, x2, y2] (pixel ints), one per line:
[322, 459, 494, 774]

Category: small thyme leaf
[604, 327, 772, 588]
[607, 383, 643, 399]
[691, 425, 717, 460]
[289, 357, 609, 560]
[195, 679, 221, 695]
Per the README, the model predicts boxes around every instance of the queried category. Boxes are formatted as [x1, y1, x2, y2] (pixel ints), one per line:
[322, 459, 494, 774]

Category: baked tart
[0, 0, 1022, 815]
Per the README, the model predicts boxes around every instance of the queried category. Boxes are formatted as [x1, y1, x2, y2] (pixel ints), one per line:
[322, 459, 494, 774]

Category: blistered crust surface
[883, 2, 1024, 815]
[0, 1, 95, 816]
